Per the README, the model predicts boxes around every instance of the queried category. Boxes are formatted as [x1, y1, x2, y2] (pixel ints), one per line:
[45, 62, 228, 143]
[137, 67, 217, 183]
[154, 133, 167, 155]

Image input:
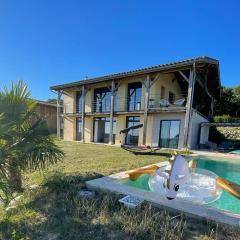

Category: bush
[213, 115, 240, 123]
[209, 127, 226, 144]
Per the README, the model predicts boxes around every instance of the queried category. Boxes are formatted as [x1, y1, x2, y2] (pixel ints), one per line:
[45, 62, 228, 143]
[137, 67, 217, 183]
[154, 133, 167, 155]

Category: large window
[76, 91, 82, 113]
[76, 118, 82, 141]
[126, 116, 140, 146]
[94, 87, 117, 113]
[93, 117, 116, 143]
[128, 82, 142, 111]
[159, 120, 180, 148]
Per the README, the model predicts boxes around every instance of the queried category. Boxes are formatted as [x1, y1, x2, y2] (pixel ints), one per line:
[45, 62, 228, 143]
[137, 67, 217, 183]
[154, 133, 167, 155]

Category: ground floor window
[126, 116, 140, 146]
[93, 117, 116, 144]
[76, 118, 82, 141]
[159, 120, 180, 148]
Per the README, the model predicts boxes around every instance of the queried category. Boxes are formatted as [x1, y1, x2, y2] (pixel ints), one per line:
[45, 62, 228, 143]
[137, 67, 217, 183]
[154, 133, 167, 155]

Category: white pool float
[149, 166, 222, 204]
[127, 154, 240, 204]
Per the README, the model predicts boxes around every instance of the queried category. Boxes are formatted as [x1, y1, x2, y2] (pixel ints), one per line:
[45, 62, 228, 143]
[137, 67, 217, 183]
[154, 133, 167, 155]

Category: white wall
[188, 110, 209, 149]
[199, 125, 210, 145]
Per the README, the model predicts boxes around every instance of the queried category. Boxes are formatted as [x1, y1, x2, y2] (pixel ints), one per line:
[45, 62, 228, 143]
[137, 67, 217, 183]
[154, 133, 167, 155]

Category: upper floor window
[128, 82, 142, 111]
[94, 87, 118, 113]
[160, 86, 165, 99]
[169, 91, 175, 104]
[76, 91, 82, 113]
[94, 87, 111, 113]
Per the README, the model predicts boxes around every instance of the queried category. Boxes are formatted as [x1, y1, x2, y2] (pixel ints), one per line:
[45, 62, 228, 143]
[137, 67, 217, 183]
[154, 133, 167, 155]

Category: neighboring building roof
[36, 100, 57, 107]
[50, 56, 220, 91]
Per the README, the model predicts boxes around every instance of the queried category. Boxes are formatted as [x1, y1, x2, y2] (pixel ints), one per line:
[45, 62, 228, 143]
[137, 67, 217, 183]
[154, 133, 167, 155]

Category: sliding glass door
[93, 117, 116, 144]
[159, 120, 180, 148]
[126, 116, 140, 146]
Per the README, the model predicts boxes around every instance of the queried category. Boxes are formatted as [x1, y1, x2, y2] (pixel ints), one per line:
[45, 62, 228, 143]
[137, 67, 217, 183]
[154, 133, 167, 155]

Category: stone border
[86, 161, 240, 226]
[193, 150, 240, 160]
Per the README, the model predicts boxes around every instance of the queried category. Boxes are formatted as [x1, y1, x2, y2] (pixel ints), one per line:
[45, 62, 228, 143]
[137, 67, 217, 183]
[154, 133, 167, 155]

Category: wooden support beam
[81, 85, 86, 143]
[179, 71, 189, 82]
[204, 68, 214, 117]
[57, 91, 62, 139]
[183, 64, 196, 149]
[109, 80, 115, 145]
[196, 76, 204, 89]
[142, 75, 151, 145]
[150, 73, 161, 87]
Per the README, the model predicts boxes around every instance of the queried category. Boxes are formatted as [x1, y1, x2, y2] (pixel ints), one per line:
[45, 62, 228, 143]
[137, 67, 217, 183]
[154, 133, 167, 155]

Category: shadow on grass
[0, 172, 116, 240]
[122, 148, 172, 157]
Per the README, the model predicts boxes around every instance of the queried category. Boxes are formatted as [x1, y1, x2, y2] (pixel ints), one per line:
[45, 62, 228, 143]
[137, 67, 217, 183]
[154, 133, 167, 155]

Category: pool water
[197, 157, 240, 213]
[121, 157, 240, 214]
[230, 150, 240, 155]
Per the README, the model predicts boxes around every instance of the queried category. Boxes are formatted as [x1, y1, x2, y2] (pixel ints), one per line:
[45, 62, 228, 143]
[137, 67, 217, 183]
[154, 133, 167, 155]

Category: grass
[0, 141, 239, 240]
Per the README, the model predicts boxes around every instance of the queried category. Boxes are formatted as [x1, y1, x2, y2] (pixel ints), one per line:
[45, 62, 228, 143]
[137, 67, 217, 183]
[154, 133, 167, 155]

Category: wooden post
[142, 75, 150, 146]
[81, 85, 85, 143]
[183, 65, 196, 149]
[57, 91, 62, 139]
[109, 81, 115, 144]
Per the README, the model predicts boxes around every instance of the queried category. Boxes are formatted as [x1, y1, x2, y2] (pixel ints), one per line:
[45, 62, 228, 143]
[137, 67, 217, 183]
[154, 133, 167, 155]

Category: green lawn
[0, 141, 239, 240]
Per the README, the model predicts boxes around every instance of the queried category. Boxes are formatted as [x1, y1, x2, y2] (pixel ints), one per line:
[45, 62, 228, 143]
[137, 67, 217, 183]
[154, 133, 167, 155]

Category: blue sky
[0, 0, 239, 100]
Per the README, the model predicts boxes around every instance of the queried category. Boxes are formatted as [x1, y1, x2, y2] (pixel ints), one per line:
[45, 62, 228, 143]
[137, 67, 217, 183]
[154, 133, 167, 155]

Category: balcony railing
[148, 93, 187, 110]
[116, 96, 144, 112]
[62, 92, 187, 115]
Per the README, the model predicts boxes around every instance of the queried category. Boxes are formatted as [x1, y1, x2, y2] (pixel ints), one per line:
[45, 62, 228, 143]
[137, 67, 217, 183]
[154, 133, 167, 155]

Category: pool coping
[193, 150, 240, 160]
[86, 161, 240, 226]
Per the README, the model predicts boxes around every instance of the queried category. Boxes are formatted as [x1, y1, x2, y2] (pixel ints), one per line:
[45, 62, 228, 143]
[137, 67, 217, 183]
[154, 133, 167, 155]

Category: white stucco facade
[188, 110, 209, 149]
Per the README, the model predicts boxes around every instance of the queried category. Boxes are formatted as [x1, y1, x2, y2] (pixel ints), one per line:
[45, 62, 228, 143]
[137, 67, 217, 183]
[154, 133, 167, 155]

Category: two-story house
[50, 57, 221, 149]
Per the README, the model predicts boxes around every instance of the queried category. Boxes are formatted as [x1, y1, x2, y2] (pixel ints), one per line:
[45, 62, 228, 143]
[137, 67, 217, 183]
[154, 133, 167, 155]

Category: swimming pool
[120, 156, 240, 214]
[230, 150, 240, 155]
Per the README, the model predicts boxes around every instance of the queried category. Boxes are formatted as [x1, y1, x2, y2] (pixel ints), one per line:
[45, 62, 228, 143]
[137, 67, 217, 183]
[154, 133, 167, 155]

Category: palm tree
[0, 81, 64, 198]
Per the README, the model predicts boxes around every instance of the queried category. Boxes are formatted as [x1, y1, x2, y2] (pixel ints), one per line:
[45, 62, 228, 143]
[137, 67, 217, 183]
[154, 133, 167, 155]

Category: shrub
[213, 115, 240, 123]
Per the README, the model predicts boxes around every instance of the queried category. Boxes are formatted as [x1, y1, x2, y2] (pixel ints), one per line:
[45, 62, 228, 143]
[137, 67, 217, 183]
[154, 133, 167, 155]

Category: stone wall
[216, 127, 240, 140]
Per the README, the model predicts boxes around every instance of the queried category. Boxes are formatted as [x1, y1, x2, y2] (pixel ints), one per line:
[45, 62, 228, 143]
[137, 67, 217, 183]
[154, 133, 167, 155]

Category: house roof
[50, 56, 220, 91]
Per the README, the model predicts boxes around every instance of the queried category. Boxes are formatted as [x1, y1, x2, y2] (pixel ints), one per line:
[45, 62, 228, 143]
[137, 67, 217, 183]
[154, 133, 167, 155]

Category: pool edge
[86, 161, 240, 226]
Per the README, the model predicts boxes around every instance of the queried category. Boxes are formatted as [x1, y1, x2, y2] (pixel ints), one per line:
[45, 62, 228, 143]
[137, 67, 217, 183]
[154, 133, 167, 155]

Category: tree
[47, 98, 63, 105]
[47, 98, 57, 104]
[214, 86, 240, 117]
[234, 86, 240, 95]
[0, 81, 64, 201]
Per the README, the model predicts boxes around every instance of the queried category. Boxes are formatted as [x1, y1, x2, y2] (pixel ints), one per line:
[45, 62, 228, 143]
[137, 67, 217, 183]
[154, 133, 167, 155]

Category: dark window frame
[94, 87, 111, 113]
[160, 86, 165, 99]
[93, 117, 116, 144]
[76, 117, 82, 141]
[169, 91, 176, 104]
[127, 82, 142, 111]
[158, 119, 181, 148]
[125, 116, 140, 146]
[76, 91, 82, 113]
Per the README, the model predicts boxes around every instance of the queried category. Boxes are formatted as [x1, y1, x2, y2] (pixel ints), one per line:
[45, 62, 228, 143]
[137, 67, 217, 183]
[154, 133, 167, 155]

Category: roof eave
[50, 57, 219, 91]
